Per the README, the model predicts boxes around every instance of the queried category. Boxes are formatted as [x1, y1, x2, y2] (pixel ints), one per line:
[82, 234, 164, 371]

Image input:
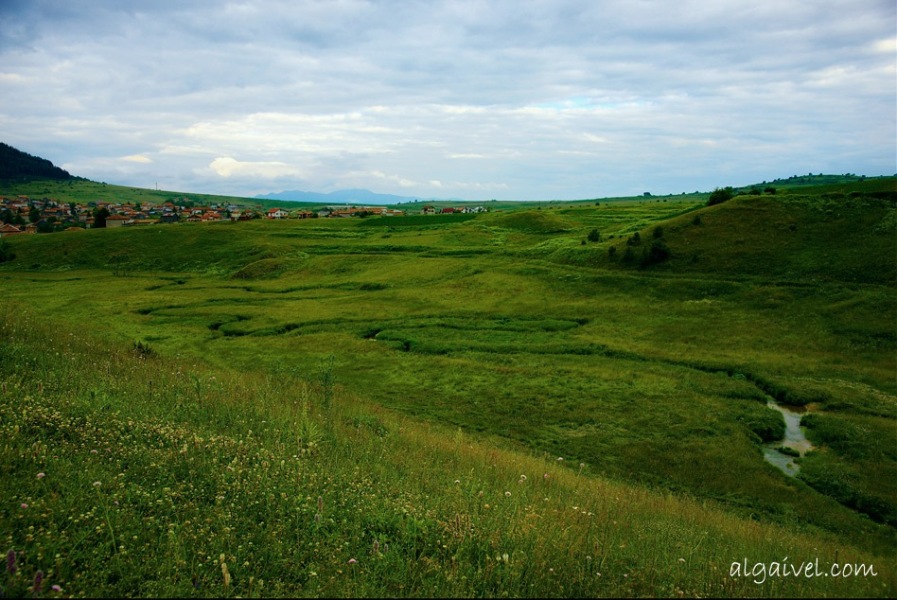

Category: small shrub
[875, 208, 897, 233]
[132, 340, 156, 358]
[0, 238, 15, 263]
[652, 226, 663, 239]
[587, 228, 601, 242]
[707, 187, 734, 206]
[640, 239, 671, 267]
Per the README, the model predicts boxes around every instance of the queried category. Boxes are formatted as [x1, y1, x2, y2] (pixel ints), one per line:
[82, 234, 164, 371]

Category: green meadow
[0, 178, 314, 211]
[1, 179, 895, 596]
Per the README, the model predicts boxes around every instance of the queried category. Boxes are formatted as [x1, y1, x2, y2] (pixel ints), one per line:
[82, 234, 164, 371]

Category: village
[0, 195, 489, 237]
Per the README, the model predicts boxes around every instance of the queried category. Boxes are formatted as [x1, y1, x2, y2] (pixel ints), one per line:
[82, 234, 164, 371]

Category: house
[267, 208, 289, 219]
[421, 205, 437, 215]
[441, 207, 456, 214]
[105, 215, 131, 228]
[0, 223, 22, 237]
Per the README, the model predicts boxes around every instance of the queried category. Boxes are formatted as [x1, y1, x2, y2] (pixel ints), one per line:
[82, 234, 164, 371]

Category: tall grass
[1, 307, 894, 597]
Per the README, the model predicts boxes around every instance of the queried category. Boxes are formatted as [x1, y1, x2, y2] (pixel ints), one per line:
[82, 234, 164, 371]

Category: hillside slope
[0, 177, 293, 210]
[0, 142, 76, 181]
[1, 311, 894, 597]
[660, 194, 892, 283]
[549, 187, 896, 285]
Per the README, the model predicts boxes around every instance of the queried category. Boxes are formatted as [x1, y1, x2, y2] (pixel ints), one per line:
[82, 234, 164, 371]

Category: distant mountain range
[256, 188, 456, 206]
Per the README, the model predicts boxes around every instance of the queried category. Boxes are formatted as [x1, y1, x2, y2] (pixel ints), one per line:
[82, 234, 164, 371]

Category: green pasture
[1, 180, 895, 595]
[0, 179, 276, 209]
[2, 313, 893, 597]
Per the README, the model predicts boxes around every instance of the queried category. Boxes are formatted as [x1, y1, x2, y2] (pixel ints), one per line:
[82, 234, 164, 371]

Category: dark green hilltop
[0, 142, 80, 181]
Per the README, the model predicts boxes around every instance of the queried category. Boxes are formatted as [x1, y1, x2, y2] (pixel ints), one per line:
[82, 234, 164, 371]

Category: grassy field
[0, 179, 313, 211]
[1, 178, 895, 596]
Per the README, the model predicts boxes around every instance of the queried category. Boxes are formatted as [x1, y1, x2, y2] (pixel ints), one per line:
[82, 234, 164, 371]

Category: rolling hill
[0, 142, 78, 181]
[0, 160, 895, 596]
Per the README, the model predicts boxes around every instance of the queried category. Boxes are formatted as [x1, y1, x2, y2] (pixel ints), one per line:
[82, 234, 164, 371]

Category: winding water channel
[762, 400, 814, 477]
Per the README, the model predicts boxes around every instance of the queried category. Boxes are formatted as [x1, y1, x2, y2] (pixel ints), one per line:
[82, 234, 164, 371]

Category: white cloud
[0, 0, 893, 200]
[0, 72, 27, 84]
[209, 157, 302, 178]
[366, 170, 417, 188]
[872, 37, 897, 54]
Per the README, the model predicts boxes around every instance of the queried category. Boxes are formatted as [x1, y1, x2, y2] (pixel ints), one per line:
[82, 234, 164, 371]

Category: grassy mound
[600, 192, 896, 284]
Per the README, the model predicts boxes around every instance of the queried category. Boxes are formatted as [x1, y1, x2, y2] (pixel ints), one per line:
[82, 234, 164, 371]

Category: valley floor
[1, 187, 895, 596]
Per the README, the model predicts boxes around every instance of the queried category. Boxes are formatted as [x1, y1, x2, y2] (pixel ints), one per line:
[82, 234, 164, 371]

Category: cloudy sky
[1, 1, 894, 200]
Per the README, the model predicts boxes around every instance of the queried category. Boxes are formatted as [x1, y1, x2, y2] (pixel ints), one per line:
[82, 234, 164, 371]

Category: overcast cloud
[1, 0, 894, 200]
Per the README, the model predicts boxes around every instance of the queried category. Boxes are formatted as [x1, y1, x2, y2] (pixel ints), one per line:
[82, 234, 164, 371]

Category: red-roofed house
[0, 223, 23, 237]
[105, 215, 131, 228]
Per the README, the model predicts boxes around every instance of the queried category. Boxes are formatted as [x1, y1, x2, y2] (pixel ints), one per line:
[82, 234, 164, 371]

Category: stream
[762, 401, 814, 477]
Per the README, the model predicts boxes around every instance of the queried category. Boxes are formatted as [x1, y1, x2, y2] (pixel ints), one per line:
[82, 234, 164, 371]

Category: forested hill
[0, 142, 77, 181]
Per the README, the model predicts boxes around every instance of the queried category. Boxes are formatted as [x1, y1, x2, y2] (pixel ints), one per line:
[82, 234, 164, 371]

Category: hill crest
[0, 142, 77, 181]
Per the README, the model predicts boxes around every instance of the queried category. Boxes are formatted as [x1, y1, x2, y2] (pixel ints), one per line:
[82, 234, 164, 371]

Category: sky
[0, 1, 894, 201]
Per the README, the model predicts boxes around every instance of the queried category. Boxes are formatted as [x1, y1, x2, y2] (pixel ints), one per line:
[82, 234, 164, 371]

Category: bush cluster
[707, 187, 735, 206]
